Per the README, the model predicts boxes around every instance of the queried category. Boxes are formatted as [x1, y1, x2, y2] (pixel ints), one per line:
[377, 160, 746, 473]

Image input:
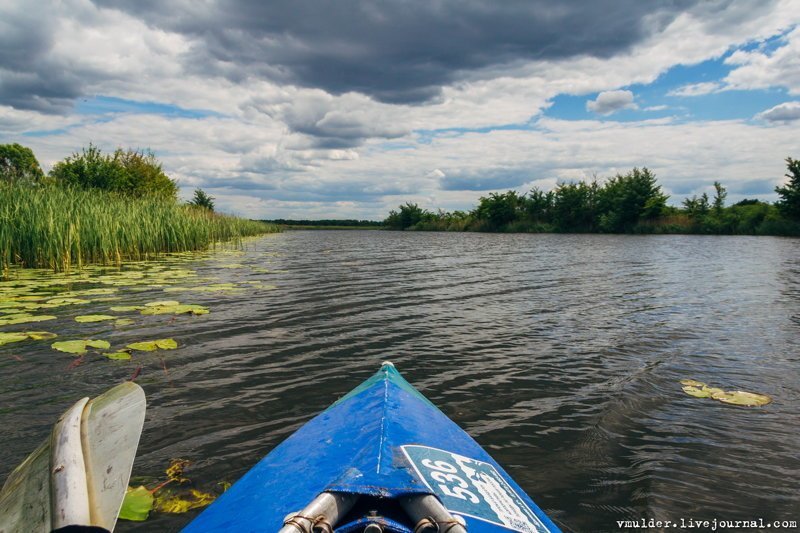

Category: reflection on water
[1, 231, 799, 532]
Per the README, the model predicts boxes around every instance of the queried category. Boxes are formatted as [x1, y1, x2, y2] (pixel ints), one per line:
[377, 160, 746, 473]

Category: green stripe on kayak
[328, 362, 435, 411]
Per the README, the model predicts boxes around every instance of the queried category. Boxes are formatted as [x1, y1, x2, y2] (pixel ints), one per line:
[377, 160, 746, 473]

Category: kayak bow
[185, 362, 561, 532]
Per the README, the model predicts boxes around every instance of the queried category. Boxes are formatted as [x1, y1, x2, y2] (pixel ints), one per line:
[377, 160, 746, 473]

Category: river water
[1, 231, 799, 532]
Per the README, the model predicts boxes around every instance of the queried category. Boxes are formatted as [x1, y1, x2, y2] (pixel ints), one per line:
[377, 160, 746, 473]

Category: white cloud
[586, 90, 637, 115]
[644, 105, 669, 111]
[667, 81, 721, 97]
[723, 26, 800, 95]
[757, 101, 800, 122]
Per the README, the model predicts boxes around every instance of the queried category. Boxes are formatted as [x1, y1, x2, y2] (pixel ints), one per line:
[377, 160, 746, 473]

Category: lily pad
[0, 332, 29, 346]
[80, 288, 117, 295]
[119, 486, 154, 522]
[0, 314, 57, 326]
[141, 303, 209, 316]
[145, 300, 181, 307]
[115, 318, 135, 327]
[682, 386, 711, 398]
[46, 297, 91, 306]
[104, 351, 132, 360]
[75, 314, 117, 323]
[86, 339, 111, 349]
[127, 338, 178, 352]
[680, 379, 706, 387]
[25, 331, 57, 340]
[110, 306, 145, 312]
[714, 391, 772, 407]
[52, 339, 110, 355]
[156, 338, 178, 349]
[52, 340, 90, 354]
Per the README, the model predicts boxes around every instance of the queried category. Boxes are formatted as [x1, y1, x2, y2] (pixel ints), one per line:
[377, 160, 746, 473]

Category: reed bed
[0, 182, 278, 273]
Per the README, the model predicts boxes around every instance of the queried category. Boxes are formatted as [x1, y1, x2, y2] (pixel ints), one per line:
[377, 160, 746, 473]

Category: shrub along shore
[0, 143, 277, 273]
[384, 160, 800, 236]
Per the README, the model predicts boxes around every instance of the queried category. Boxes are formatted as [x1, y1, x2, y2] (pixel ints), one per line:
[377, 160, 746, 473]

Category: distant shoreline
[277, 224, 384, 230]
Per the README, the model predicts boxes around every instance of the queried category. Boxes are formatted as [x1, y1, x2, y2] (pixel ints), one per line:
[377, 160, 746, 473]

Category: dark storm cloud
[92, 0, 710, 104]
[0, 0, 780, 114]
[0, 7, 82, 112]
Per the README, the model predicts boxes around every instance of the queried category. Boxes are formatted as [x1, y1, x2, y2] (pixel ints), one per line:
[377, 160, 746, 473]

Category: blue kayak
[184, 362, 561, 532]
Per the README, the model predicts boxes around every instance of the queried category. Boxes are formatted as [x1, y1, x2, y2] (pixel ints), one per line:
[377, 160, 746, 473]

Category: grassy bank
[0, 182, 278, 273]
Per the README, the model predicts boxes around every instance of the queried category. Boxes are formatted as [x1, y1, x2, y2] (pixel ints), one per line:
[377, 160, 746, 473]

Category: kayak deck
[184, 362, 560, 532]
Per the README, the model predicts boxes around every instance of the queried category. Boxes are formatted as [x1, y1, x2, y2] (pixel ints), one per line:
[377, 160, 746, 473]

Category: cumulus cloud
[586, 90, 638, 115]
[723, 25, 800, 94]
[757, 101, 800, 122]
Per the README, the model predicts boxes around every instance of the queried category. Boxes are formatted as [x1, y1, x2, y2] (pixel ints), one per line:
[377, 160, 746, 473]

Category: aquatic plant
[0, 181, 278, 273]
[680, 379, 771, 407]
[120, 458, 218, 522]
[127, 338, 178, 351]
[51, 339, 111, 355]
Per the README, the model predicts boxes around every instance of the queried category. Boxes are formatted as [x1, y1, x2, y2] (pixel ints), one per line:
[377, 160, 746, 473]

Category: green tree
[49, 144, 177, 199]
[474, 191, 523, 229]
[189, 189, 215, 211]
[552, 181, 599, 231]
[682, 193, 710, 217]
[775, 157, 800, 220]
[597, 167, 667, 232]
[0, 143, 44, 183]
[522, 187, 554, 223]
[384, 202, 429, 229]
[712, 181, 727, 214]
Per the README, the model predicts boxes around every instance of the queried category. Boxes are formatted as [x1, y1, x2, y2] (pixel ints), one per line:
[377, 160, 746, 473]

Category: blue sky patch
[74, 96, 219, 119]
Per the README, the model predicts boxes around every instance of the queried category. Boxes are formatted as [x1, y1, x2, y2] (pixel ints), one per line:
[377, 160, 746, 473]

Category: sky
[1, 0, 799, 220]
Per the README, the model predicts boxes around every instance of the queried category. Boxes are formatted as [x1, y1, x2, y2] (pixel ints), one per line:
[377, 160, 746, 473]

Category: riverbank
[383, 164, 800, 236]
[0, 182, 278, 273]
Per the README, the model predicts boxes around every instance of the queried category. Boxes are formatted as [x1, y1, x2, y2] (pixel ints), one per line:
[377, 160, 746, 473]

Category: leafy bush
[49, 144, 178, 199]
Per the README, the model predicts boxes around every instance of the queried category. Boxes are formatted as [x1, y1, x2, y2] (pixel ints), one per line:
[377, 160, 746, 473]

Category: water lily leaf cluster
[0, 331, 57, 346]
[110, 305, 144, 312]
[127, 338, 178, 351]
[51, 339, 110, 355]
[0, 313, 57, 326]
[103, 351, 132, 360]
[75, 314, 117, 323]
[119, 459, 219, 522]
[680, 379, 771, 407]
[141, 301, 209, 316]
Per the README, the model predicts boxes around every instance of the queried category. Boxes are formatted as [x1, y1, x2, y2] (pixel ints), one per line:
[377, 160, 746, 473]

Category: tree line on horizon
[384, 160, 800, 236]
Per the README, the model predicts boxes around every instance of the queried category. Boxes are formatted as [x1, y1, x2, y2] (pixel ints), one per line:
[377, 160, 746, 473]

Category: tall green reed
[0, 182, 278, 273]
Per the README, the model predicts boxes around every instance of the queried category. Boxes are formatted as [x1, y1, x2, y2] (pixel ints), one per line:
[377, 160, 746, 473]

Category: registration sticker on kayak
[401, 445, 548, 533]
